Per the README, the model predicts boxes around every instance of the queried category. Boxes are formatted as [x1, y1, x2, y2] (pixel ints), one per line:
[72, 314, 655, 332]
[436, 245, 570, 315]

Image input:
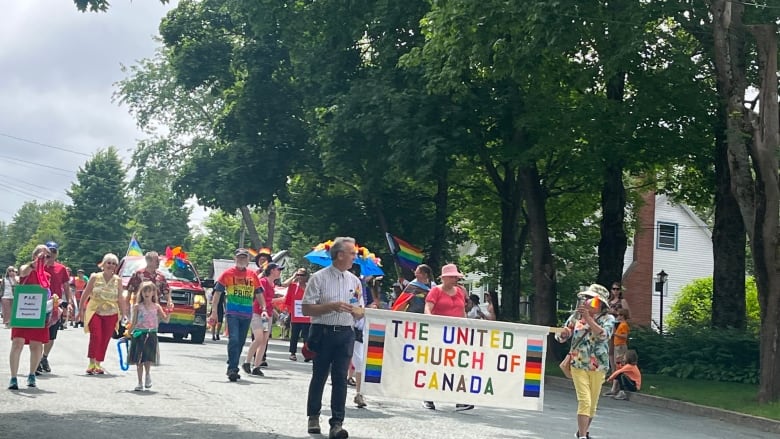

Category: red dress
[11, 264, 51, 344]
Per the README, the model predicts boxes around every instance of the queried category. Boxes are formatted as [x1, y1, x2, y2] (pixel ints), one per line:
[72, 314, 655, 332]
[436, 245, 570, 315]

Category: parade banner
[361, 309, 549, 411]
[10, 285, 48, 328]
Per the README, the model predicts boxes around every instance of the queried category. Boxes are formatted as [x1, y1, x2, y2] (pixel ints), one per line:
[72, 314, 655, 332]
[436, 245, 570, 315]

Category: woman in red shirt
[8, 245, 52, 390]
[423, 263, 473, 411]
[242, 262, 282, 375]
[285, 268, 311, 361]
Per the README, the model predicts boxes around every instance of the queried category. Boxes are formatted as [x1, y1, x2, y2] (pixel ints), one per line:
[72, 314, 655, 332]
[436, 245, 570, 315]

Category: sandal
[347, 377, 357, 387]
[289, 354, 297, 361]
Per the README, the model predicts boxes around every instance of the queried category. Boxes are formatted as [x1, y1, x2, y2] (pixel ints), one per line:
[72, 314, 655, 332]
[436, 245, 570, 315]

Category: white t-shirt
[2, 278, 14, 300]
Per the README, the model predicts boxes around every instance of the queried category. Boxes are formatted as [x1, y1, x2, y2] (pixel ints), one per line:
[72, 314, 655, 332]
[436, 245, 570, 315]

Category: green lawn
[546, 360, 780, 421]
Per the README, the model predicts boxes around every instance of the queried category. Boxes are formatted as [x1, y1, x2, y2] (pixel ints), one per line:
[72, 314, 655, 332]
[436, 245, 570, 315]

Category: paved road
[0, 327, 774, 439]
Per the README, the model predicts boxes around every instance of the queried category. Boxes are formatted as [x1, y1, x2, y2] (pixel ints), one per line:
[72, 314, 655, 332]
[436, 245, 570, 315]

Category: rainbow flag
[386, 233, 423, 270]
[126, 236, 143, 257]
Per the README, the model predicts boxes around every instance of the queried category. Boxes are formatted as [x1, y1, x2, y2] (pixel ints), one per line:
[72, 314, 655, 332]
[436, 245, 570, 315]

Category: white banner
[361, 309, 550, 411]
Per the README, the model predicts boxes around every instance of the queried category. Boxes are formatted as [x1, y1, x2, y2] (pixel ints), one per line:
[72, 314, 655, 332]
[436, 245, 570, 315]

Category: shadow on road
[2, 410, 303, 439]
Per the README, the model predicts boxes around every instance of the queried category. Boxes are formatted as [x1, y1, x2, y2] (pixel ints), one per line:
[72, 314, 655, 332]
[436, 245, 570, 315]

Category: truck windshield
[121, 258, 199, 282]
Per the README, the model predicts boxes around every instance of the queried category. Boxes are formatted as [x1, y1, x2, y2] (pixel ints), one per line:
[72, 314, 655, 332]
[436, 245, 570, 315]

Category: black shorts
[48, 321, 59, 340]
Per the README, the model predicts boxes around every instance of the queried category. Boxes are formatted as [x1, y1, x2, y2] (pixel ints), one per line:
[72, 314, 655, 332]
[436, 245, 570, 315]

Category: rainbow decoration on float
[365, 323, 387, 383]
[522, 338, 544, 398]
[166, 308, 195, 326]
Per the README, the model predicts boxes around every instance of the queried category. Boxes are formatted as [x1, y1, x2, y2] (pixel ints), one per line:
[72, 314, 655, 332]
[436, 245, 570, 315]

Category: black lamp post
[656, 270, 668, 333]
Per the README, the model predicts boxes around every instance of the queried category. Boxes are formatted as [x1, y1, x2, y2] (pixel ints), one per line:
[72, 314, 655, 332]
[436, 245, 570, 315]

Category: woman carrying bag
[556, 284, 616, 439]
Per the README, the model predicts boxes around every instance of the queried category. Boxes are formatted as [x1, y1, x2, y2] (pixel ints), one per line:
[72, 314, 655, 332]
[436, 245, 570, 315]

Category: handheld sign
[11, 285, 48, 328]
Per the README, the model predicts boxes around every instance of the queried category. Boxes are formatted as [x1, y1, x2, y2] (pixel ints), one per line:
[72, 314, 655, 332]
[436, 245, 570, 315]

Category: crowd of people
[3, 238, 641, 439]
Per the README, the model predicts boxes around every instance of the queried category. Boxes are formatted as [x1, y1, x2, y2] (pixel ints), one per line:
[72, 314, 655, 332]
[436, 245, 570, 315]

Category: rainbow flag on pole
[126, 235, 143, 257]
[386, 233, 423, 270]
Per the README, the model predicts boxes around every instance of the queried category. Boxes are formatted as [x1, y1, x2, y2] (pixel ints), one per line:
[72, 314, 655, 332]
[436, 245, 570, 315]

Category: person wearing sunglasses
[77, 253, 129, 375]
[8, 245, 52, 390]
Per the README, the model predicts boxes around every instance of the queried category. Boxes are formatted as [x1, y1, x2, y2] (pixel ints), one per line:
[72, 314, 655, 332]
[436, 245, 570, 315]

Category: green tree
[63, 147, 130, 273]
[188, 211, 243, 277]
[18, 202, 68, 268]
[668, 277, 760, 335]
[0, 201, 50, 267]
[128, 156, 192, 253]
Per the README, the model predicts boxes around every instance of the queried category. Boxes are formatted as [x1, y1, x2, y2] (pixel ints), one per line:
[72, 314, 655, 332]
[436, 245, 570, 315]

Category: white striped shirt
[303, 265, 363, 326]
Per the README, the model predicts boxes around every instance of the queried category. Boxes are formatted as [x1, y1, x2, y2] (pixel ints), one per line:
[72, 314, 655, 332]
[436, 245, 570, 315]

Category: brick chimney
[622, 191, 655, 327]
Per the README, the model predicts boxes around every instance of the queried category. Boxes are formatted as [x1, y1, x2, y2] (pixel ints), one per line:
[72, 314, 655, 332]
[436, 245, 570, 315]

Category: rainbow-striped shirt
[216, 267, 261, 319]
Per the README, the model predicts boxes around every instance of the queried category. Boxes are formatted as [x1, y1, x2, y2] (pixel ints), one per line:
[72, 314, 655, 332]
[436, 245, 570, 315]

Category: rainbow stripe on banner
[365, 323, 387, 383]
[523, 338, 544, 398]
[388, 234, 423, 270]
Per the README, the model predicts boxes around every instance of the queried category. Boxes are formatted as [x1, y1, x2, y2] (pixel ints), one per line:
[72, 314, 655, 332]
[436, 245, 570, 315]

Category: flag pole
[384, 233, 406, 285]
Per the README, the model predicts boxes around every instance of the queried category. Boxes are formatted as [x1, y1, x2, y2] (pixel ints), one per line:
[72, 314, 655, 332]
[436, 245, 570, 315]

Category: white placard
[294, 300, 304, 318]
[16, 293, 44, 319]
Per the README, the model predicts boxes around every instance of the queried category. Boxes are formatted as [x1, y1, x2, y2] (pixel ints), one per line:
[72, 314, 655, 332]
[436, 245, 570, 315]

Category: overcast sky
[0, 0, 184, 225]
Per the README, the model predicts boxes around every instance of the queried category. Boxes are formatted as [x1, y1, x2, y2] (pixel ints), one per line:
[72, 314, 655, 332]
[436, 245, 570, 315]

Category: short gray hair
[145, 251, 159, 262]
[329, 237, 356, 260]
[101, 253, 119, 267]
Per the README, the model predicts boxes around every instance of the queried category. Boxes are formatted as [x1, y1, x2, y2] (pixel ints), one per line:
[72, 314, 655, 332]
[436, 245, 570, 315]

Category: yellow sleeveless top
[84, 272, 121, 333]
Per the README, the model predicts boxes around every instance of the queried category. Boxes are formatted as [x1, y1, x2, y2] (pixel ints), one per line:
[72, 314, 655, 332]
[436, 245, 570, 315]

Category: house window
[657, 222, 678, 251]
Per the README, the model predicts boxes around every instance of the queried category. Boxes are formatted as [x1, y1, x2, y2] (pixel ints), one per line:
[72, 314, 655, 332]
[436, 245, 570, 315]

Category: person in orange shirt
[605, 349, 641, 400]
[611, 308, 630, 370]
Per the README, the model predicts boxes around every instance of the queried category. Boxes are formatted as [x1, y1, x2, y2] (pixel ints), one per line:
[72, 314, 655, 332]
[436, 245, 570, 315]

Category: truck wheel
[190, 328, 206, 344]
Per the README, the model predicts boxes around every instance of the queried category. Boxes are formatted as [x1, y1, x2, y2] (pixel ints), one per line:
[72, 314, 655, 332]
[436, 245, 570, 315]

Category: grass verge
[546, 360, 780, 421]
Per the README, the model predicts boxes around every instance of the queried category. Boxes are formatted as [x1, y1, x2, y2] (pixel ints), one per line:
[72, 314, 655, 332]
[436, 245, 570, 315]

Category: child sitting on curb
[605, 349, 641, 400]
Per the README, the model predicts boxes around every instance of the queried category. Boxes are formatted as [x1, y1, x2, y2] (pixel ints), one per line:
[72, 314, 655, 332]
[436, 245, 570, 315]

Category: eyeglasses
[611, 287, 620, 291]
[104, 261, 117, 266]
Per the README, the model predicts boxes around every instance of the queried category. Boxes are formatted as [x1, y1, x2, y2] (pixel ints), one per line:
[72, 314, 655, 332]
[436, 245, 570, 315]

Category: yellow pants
[571, 367, 606, 417]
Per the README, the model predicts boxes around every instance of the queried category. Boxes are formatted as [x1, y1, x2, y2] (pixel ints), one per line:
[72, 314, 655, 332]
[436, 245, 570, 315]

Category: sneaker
[134, 384, 143, 392]
[289, 354, 297, 361]
[251, 367, 264, 376]
[227, 368, 240, 382]
[613, 390, 629, 400]
[36, 363, 44, 375]
[576, 432, 591, 438]
[241, 362, 251, 374]
[8, 377, 18, 390]
[260, 361, 268, 368]
[40, 356, 51, 373]
[307, 416, 321, 434]
[354, 393, 367, 408]
[346, 377, 357, 387]
[603, 390, 616, 397]
[144, 375, 152, 389]
[328, 423, 349, 439]
[455, 404, 474, 411]
[26, 374, 36, 388]
[422, 401, 436, 410]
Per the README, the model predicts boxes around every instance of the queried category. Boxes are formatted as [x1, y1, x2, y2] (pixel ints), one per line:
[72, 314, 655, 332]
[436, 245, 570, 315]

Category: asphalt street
[0, 326, 775, 439]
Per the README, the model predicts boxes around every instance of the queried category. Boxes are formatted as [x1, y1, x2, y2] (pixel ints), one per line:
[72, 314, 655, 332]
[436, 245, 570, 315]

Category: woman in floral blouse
[556, 284, 616, 439]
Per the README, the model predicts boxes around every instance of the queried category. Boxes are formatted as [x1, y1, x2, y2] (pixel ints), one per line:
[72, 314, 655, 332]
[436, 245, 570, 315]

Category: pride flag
[386, 233, 423, 270]
[126, 236, 143, 257]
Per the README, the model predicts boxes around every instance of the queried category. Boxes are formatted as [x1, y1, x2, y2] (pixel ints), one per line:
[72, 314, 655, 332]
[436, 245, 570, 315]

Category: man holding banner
[302, 237, 362, 439]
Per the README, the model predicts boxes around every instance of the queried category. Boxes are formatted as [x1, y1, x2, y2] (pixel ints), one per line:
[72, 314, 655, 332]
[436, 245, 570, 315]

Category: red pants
[88, 314, 118, 362]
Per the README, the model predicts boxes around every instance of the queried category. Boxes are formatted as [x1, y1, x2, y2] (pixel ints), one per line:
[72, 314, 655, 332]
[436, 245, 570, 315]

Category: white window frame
[657, 222, 678, 251]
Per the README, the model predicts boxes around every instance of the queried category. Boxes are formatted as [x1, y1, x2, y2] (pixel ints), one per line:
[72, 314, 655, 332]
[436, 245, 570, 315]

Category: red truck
[118, 256, 212, 344]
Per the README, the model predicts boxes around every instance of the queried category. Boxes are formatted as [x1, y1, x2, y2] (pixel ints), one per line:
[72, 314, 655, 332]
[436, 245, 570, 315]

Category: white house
[622, 193, 713, 329]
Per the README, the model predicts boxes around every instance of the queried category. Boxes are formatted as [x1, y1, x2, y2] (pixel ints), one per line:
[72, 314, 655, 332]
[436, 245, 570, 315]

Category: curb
[545, 376, 780, 434]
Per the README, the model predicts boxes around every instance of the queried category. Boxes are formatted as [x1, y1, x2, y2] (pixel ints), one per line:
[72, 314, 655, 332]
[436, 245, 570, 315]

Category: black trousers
[289, 322, 310, 354]
[617, 373, 638, 392]
[306, 325, 354, 426]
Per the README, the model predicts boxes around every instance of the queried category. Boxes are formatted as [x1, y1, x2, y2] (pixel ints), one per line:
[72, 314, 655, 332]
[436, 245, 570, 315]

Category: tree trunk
[712, 0, 780, 402]
[496, 165, 522, 322]
[597, 164, 627, 288]
[428, 170, 449, 276]
[711, 85, 747, 330]
[266, 200, 276, 250]
[239, 205, 263, 250]
[746, 24, 780, 404]
[520, 164, 557, 327]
